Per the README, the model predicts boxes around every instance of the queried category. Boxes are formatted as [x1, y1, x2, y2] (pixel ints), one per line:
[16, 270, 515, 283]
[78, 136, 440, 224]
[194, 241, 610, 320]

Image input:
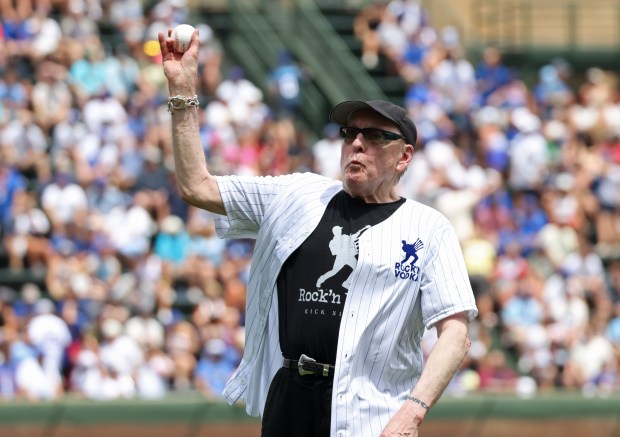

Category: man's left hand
[379, 401, 425, 437]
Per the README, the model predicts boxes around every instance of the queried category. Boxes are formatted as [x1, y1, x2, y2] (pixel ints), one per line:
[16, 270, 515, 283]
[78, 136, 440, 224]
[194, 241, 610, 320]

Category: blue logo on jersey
[395, 238, 424, 281]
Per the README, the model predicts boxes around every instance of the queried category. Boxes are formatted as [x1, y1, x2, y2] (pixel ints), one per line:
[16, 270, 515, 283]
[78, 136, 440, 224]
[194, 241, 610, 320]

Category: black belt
[283, 354, 335, 377]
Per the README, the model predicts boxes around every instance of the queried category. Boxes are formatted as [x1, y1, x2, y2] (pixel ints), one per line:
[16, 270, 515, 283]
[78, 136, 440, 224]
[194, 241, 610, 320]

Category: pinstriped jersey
[215, 172, 478, 437]
[278, 190, 406, 365]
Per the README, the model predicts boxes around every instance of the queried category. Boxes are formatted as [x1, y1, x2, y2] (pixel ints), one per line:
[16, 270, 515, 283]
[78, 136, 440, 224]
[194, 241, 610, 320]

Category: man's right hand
[158, 27, 200, 95]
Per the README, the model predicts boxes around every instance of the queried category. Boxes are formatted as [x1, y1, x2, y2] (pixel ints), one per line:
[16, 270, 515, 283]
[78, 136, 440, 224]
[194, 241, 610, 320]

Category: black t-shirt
[277, 190, 405, 364]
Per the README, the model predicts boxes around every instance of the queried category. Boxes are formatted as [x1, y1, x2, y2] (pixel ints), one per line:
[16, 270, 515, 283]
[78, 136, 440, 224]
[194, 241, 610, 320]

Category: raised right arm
[158, 27, 225, 215]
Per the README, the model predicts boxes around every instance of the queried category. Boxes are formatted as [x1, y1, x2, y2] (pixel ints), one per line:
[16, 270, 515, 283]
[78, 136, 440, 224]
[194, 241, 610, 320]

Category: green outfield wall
[1, 392, 619, 437]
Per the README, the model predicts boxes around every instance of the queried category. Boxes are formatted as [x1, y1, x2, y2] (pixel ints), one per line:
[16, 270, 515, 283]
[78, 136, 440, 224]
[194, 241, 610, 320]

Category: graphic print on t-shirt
[277, 191, 405, 364]
[316, 225, 370, 289]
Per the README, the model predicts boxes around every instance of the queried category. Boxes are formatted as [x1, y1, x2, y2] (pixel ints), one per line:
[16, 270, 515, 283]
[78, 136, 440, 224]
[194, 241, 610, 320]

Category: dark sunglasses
[339, 126, 405, 144]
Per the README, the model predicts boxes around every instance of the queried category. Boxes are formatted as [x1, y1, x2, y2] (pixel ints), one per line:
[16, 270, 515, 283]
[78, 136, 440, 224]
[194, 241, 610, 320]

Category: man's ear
[396, 144, 415, 174]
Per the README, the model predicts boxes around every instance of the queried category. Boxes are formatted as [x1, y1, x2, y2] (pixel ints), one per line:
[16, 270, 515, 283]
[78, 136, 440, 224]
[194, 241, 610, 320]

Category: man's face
[339, 109, 413, 203]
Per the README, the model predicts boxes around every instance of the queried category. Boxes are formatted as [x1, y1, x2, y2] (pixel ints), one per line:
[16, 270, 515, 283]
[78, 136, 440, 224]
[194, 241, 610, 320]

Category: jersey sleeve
[214, 174, 296, 239]
[419, 220, 479, 329]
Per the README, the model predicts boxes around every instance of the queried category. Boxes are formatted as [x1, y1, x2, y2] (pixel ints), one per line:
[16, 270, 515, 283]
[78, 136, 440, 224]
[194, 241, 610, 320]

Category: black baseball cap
[329, 100, 418, 146]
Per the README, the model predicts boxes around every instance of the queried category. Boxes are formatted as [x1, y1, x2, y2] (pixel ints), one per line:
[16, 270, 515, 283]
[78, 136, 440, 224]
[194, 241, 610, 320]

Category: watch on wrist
[167, 95, 200, 114]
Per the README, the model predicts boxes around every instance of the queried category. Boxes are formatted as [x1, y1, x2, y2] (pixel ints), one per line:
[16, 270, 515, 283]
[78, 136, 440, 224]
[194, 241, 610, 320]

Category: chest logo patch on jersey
[395, 238, 424, 281]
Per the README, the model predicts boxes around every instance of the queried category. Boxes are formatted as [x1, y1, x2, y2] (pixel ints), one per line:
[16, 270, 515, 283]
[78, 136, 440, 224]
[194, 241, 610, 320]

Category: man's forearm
[161, 28, 225, 215]
[380, 315, 470, 435]
[410, 315, 470, 413]
[168, 96, 225, 214]
[170, 107, 204, 191]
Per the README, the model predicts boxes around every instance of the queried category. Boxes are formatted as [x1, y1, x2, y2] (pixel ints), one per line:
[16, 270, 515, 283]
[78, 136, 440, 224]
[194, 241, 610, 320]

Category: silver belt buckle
[298, 354, 316, 376]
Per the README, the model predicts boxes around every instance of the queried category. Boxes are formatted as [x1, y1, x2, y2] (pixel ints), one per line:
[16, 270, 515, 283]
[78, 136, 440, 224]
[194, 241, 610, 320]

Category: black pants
[261, 367, 333, 437]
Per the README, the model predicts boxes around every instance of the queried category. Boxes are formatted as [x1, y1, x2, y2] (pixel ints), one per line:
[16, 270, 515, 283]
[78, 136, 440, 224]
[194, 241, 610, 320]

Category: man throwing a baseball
[159, 27, 477, 437]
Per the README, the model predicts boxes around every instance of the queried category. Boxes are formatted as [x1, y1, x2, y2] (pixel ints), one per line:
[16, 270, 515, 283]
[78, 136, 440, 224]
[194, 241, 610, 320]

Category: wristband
[406, 396, 430, 411]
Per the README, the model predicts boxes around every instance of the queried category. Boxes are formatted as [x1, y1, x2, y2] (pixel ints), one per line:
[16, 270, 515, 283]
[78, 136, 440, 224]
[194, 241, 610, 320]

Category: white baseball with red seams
[172, 24, 195, 53]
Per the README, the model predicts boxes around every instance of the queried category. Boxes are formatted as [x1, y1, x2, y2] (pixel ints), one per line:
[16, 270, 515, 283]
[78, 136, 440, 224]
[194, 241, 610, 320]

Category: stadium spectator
[132, 145, 174, 223]
[4, 190, 50, 270]
[376, 5, 409, 74]
[31, 60, 73, 136]
[0, 338, 17, 400]
[134, 345, 172, 399]
[28, 10, 63, 61]
[0, 155, 26, 232]
[194, 337, 238, 400]
[125, 302, 166, 351]
[27, 298, 72, 375]
[477, 349, 518, 392]
[474, 46, 513, 106]
[165, 319, 200, 390]
[97, 317, 143, 398]
[68, 37, 109, 105]
[563, 324, 616, 391]
[533, 63, 574, 118]
[0, 65, 29, 111]
[215, 66, 265, 128]
[1, 108, 50, 182]
[312, 123, 343, 180]
[15, 348, 63, 401]
[154, 214, 190, 265]
[353, 0, 385, 69]
[268, 49, 307, 119]
[41, 164, 88, 228]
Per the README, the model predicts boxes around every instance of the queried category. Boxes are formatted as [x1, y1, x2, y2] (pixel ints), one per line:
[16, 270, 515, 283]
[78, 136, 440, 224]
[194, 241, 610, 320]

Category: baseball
[172, 24, 195, 53]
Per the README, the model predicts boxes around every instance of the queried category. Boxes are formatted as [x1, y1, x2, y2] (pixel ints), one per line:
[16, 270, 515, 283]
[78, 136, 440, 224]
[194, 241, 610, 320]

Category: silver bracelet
[406, 396, 430, 410]
[167, 95, 199, 114]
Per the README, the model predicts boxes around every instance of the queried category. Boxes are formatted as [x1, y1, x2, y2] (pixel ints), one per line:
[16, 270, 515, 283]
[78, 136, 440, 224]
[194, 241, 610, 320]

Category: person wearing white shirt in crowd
[15, 350, 63, 401]
[103, 192, 155, 260]
[99, 318, 144, 378]
[507, 108, 549, 191]
[27, 298, 72, 376]
[16, 298, 71, 401]
[41, 165, 89, 227]
[312, 123, 344, 180]
[215, 66, 265, 127]
[94, 318, 144, 399]
[125, 303, 165, 350]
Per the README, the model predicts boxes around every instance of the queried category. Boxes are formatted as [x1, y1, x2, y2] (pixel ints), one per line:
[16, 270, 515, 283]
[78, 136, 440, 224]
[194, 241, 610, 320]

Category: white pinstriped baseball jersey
[215, 172, 478, 437]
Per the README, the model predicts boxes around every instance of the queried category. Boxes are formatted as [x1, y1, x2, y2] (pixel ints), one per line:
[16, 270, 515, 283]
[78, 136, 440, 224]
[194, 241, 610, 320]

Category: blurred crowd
[355, 0, 620, 397]
[0, 0, 619, 403]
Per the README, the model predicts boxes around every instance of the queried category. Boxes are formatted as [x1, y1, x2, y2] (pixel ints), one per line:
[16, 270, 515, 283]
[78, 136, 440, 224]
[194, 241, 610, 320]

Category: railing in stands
[224, 0, 328, 132]
[283, 0, 387, 104]
[472, 0, 620, 52]
[223, 0, 389, 132]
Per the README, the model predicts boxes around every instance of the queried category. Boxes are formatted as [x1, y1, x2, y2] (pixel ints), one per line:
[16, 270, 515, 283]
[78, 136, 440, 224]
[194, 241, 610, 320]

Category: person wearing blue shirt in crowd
[154, 215, 190, 264]
[194, 338, 239, 400]
[475, 46, 512, 106]
[268, 49, 306, 119]
[0, 161, 26, 233]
